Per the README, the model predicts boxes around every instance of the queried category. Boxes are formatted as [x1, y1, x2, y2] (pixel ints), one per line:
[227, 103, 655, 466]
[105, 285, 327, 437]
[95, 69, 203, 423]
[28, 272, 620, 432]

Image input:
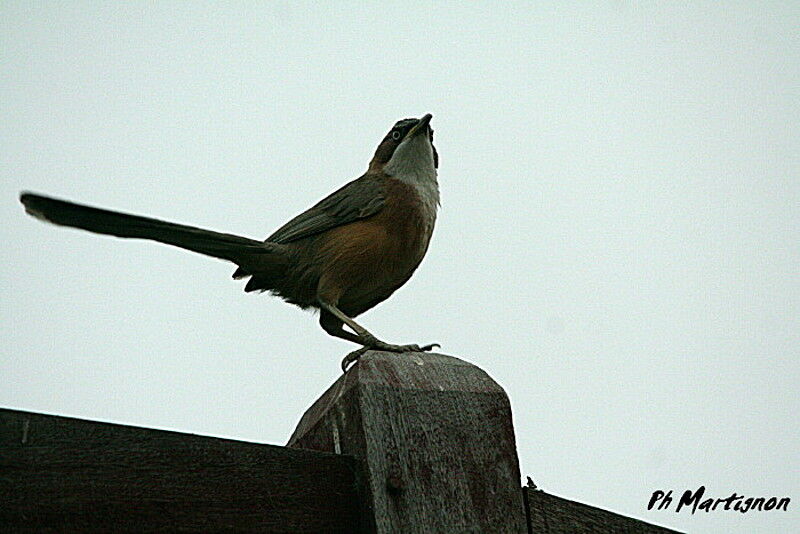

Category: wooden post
[287, 351, 527, 533]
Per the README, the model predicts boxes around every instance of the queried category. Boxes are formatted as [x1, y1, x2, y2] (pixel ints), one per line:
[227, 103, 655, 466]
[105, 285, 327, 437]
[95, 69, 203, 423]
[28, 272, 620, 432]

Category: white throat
[384, 133, 440, 219]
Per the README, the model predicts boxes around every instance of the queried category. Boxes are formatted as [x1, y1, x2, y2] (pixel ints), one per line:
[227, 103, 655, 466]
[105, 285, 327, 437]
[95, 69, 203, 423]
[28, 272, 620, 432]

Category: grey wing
[266, 175, 385, 244]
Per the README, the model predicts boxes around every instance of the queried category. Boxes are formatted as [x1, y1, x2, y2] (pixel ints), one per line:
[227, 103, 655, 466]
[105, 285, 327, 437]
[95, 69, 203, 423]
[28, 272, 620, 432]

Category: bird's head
[369, 114, 438, 176]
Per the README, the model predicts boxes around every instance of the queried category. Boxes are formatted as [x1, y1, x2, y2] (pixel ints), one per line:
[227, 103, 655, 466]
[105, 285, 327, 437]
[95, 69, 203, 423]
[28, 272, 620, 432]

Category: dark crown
[392, 118, 419, 130]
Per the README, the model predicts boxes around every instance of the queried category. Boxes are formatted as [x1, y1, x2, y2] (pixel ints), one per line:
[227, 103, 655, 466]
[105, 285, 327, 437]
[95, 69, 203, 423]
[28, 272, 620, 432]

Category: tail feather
[20, 192, 274, 265]
[232, 266, 249, 279]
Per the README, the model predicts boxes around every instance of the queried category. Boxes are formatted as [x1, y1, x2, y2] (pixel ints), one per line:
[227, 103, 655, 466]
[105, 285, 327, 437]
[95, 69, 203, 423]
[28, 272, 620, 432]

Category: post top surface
[287, 351, 509, 448]
[344, 350, 503, 392]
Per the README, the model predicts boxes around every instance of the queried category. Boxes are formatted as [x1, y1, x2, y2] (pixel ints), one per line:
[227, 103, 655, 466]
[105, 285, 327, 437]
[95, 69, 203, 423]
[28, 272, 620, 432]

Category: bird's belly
[338, 246, 427, 315]
[317, 213, 434, 316]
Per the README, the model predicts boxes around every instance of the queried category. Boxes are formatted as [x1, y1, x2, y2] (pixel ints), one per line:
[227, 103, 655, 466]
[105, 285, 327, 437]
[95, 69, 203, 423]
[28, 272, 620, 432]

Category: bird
[20, 113, 440, 372]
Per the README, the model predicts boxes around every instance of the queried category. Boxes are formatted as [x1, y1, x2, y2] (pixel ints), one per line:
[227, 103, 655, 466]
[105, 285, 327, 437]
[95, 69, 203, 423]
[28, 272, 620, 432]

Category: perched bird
[20, 114, 440, 371]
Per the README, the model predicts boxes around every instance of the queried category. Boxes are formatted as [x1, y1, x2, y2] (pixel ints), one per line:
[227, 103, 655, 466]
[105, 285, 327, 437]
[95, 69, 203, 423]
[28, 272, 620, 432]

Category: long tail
[20, 192, 276, 265]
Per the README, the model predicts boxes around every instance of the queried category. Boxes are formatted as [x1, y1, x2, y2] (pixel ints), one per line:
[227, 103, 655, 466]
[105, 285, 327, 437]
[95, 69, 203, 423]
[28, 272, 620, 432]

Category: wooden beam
[0, 408, 361, 533]
[288, 350, 527, 533]
[524, 488, 684, 533]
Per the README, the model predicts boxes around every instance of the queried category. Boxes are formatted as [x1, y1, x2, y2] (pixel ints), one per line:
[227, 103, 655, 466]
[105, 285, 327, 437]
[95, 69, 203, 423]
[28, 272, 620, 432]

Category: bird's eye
[391, 130, 401, 141]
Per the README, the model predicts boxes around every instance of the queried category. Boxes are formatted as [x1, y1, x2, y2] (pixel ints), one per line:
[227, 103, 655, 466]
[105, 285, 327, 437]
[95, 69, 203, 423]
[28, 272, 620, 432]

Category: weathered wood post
[288, 350, 527, 533]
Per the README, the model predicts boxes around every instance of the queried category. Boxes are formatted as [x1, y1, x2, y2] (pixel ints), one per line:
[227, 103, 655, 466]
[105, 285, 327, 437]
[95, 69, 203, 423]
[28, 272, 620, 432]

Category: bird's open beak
[406, 113, 433, 139]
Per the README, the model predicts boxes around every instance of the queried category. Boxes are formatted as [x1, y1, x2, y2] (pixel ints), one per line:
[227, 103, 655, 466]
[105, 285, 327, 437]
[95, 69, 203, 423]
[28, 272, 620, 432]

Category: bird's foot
[371, 341, 441, 353]
[341, 341, 441, 372]
[360, 333, 439, 353]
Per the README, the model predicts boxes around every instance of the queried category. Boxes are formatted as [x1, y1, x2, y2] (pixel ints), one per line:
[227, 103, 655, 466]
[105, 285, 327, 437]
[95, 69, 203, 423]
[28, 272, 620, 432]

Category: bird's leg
[318, 301, 439, 372]
[319, 308, 362, 344]
[319, 301, 439, 351]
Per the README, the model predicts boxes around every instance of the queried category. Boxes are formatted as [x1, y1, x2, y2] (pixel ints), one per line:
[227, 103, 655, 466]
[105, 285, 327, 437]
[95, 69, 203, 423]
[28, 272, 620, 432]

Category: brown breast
[315, 177, 435, 316]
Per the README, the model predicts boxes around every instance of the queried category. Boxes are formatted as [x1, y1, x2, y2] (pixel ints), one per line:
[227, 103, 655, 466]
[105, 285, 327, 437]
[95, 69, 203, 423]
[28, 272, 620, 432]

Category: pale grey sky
[2, 3, 798, 532]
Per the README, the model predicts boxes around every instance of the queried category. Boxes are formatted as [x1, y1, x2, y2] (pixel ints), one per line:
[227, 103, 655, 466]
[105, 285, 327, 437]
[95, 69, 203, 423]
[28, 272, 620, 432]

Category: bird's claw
[342, 347, 369, 373]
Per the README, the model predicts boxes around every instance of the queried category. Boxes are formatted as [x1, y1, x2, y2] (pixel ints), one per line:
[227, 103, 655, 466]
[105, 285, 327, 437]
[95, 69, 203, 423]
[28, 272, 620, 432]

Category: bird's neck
[383, 135, 440, 219]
